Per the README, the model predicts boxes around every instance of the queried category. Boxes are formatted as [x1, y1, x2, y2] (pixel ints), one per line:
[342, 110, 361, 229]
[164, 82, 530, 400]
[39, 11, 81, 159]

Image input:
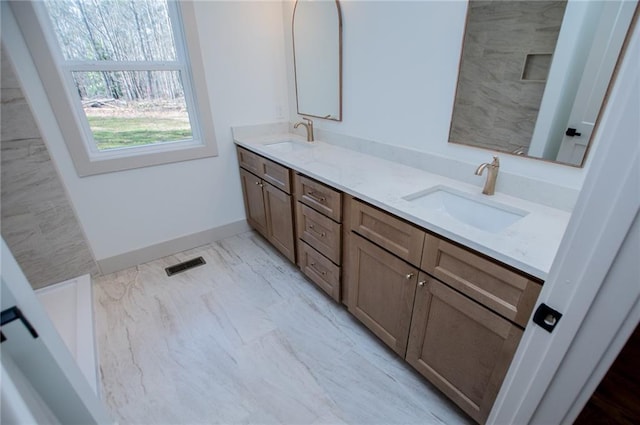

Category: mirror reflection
[292, 0, 342, 121]
[449, 0, 636, 166]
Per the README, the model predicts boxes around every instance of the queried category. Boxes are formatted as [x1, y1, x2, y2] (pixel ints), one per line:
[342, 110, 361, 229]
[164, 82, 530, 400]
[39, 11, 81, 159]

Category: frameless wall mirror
[449, 0, 636, 167]
[293, 0, 342, 121]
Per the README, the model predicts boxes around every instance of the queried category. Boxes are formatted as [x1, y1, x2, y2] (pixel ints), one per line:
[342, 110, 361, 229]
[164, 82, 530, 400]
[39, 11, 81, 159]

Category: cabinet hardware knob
[309, 224, 315, 229]
[406, 273, 415, 280]
[418, 280, 426, 287]
[255, 181, 260, 185]
[259, 183, 264, 188]
[321, 232, 326, 237]
[310, 262, 315, 267]
[321, 271, 326, 276]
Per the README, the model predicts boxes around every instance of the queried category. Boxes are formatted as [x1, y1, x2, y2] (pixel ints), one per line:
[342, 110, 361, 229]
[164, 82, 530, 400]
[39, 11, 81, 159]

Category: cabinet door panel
[406, 275, 523, 424]
[347, 233, 418, 357]
[239, 168, 267, 236]
[264, 182, 295, 263]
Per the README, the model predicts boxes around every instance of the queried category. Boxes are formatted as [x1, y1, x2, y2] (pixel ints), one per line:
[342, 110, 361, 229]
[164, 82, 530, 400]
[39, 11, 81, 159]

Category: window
[14, 0, 217, 175]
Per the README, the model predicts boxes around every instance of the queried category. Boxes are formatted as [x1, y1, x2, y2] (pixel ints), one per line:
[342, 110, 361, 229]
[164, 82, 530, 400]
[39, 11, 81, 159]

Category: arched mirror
[448, 0, 636, 166]
[292, 0, 342, 121]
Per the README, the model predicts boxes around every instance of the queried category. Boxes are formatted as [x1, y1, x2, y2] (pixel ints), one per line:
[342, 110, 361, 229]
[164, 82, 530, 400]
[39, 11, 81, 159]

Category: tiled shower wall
[450, 1, 566, 154]
[1, 49, 97, 289]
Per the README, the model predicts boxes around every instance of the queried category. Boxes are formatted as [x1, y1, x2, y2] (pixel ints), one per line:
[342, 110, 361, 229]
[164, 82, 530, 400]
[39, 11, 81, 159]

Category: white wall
[4, 1, 289, 262]
[284, 0, 592, 190]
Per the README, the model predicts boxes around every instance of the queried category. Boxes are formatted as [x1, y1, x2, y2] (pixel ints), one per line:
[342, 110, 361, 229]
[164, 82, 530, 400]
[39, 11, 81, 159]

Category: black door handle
[565, 127, 582, 137]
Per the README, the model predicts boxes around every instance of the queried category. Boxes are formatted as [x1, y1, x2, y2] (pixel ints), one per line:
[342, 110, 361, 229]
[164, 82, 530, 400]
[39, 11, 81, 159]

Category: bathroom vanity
[234, 131, 570, 424]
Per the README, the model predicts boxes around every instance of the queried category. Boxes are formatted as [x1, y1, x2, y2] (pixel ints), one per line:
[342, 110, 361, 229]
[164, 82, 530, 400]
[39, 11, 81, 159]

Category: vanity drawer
[260, 156, 291, 194]
[295, 174, 342, 222]
[421, 234, 542, 327]
[297, 203, 341, 265]
[236, 146, 262, 176]
[299, 241, 341, 301]
[350, 199, 425, 267]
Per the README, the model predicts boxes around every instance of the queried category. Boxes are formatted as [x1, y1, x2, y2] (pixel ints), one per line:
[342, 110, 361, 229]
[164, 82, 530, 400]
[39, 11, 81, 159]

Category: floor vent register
[165, 257, 206, 277]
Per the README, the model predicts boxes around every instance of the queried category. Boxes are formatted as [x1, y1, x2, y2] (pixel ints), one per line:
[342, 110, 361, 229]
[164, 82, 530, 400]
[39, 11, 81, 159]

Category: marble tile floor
[93, 231, 472, 425]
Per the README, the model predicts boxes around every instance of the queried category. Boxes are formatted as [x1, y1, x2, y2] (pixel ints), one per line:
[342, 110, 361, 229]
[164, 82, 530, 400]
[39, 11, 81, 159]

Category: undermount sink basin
[403, 186, 528, 233]
[263, 140, 313, 153]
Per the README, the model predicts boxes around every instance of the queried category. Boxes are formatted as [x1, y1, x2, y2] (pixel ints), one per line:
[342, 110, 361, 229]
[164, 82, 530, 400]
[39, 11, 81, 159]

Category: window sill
[72, 140, 218, 176]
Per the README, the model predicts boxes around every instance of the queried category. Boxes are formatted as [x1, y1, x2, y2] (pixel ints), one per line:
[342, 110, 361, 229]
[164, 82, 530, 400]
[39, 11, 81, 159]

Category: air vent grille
[165, 256, 206, 276]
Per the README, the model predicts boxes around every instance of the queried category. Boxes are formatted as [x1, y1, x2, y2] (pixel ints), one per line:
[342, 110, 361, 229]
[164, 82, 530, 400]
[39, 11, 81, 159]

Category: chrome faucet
[475, 156, 500, 195]
[294, 117, 314, 142]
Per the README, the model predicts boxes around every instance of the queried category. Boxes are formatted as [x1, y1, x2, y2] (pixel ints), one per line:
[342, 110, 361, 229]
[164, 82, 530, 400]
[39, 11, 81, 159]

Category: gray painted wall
[1, 49, 97, 289]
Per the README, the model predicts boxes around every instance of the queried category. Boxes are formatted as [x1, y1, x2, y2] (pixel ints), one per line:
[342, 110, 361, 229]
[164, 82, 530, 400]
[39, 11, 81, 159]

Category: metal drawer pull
[309, 262, 326, 276]
[307, 191, 326, 202]
[418, 280, 426, 287]
[307, 224, 326, 237]
[406, 273, 415, 280]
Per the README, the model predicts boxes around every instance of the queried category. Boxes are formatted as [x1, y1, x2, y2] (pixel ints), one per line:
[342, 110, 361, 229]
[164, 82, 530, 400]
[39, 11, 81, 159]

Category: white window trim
[10, 0, 218, 176]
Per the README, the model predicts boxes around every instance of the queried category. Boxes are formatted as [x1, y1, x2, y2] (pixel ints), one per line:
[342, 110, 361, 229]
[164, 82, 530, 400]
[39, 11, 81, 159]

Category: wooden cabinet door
[406, 274, 523, 424]
[347, 233, 418, 357]
[263, 182, 295, 263]
[239, 168, 267, 236]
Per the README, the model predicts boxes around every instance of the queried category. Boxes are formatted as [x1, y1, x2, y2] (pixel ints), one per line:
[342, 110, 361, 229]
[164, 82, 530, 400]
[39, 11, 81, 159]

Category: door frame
[1, 240, 114, 424]
[489, 14, 640, 425]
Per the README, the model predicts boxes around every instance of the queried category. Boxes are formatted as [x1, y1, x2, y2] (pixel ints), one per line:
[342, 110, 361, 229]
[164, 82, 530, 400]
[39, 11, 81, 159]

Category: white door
[489, 16, 640, 424]
[0, 240, 113, 424]
[555, 0, 635, 165]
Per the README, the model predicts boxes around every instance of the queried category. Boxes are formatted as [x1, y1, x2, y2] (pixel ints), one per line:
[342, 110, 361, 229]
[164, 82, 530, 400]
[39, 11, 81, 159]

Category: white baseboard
[96, 220, 250, 275]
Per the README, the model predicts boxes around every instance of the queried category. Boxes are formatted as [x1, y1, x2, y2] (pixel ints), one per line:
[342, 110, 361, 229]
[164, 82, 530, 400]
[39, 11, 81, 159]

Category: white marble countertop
[234, 133, 571, 280]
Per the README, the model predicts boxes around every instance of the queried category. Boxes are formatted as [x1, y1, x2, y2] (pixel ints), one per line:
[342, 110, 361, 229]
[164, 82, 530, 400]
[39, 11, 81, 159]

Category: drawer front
[236, 146, 262, 176]
[422, 234, 542, 327]
[297, 203, 341, 264]
[295, 174, 342, 222]
[350, 199, 425, 267]
[299, 241, 341, 301]
[261, 156, 291, 194]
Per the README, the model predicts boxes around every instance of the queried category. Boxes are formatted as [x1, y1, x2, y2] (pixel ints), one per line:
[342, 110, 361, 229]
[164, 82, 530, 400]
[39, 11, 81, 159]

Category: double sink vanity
[249, 0, 634, 421]
[234, 129, 570, 424]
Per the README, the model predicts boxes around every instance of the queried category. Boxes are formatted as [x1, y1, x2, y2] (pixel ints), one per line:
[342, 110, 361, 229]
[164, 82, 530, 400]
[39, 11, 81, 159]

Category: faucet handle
[302, 117, 313, 125]
[491, 156, 500, 167]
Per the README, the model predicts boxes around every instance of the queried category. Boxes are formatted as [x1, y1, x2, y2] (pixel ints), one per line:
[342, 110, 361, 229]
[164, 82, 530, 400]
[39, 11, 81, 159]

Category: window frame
[12, 0, 218, 176]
